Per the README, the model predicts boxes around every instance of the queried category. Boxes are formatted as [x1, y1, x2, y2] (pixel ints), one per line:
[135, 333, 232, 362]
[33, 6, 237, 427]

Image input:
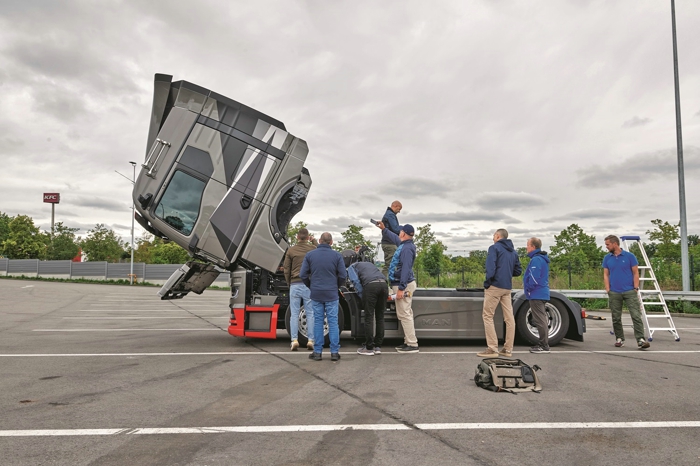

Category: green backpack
[474, 358, 542, 394]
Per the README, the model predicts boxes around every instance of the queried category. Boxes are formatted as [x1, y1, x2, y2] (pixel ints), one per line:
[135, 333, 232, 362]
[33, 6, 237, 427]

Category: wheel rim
[298, 306, 329, 339]
[526, 302, 561, 338]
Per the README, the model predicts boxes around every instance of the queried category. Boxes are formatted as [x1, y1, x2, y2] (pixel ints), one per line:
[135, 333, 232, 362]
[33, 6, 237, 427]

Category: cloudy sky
[1, 0, 699, 255]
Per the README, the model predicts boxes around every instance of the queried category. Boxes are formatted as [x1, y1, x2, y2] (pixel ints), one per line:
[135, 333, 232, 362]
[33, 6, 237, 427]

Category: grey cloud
[576, 146, 700, 188]
[474, 191, 547, 210]
[621, 116, 651, 128]
[405, 211, 522, 224]
[538, 209, 626, 223]
[379, 177, 453, 198]
[67, 197, 130, 212]
[32, 87, 88, 122]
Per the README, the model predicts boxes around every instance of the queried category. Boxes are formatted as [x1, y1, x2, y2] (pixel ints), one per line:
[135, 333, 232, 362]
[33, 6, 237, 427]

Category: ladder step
[639, 277, 656, 281]
[645, 315, 672, 318]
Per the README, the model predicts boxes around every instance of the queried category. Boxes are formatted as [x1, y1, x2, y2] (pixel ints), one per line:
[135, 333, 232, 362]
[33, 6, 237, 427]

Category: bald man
[380, 200, 402, 279]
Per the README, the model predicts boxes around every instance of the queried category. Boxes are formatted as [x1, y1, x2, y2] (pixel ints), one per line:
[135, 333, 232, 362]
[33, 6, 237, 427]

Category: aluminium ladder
[619, 235, 680, 342]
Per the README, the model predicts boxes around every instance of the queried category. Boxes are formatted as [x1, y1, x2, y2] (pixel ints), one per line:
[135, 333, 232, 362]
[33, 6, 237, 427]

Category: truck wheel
[516, 300, 570, 346]
[285, 305, 344, 347]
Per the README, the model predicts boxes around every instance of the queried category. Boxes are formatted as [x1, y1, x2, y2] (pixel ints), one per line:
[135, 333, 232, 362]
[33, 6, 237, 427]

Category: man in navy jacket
[300, 232, 347, 361]
[377, 221, 419, 353]
[478, 228, 522, 358]
[524, 237, 551, 354]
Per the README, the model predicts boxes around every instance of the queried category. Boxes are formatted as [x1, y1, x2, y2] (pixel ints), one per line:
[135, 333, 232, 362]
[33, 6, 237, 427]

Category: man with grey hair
[524, 237, 551, 354]
[478, 228, 522, 358]
[300, 232, 347, 361]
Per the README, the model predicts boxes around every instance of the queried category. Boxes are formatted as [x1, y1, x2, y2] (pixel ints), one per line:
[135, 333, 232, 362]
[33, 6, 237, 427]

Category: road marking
[3, 350, 700, 357]
[21, 285, 34, 288]
[2, 421, 700, 437]
[32, 329, 222, 332]
[62, 317, 228, 320]
[75, 310, 227, 312]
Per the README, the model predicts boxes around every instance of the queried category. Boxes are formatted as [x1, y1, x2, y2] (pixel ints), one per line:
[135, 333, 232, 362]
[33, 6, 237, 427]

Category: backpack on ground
[474, 358, 542, 394]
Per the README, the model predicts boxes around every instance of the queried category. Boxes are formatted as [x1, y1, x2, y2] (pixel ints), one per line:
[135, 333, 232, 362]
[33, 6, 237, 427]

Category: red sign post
[43, 193, 60, 233]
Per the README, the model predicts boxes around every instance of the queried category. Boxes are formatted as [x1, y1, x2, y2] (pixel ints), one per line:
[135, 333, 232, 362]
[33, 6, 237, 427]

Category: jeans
[289, 283, 314, 342]
[312, 300, 340, 354]
[363, 281, 388, 349]
[609, 290, 646, 341]
[482, 286, 515, 352]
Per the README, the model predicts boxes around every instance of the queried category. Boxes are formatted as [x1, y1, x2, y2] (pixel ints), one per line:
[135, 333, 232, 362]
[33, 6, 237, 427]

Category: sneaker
[638, 339, 650, 349]
[395, 343, 407, 350]
[331, 353, 341, 361]
[396, 345, 419, 353]
[307, 340, 314, 351]
[374, 346, 382, 355]
[499, 349, 513, 358]
[614, 338, 624, 347]
[476, 348, 499, 358]
[530, 346, 550, 354]
[308, 352, 322, 361]
[290, 340, 299, 351]
[357, 345, 375, 356]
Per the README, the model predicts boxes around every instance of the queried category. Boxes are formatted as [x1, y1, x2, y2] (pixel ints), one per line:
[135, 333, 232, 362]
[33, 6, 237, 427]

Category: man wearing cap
[376, 221, 418, 353]
[300, 232, 347, 362]
[380, 201, 402, 279]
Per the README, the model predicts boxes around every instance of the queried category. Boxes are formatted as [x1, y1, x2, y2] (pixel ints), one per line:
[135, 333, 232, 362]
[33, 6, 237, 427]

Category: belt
[369, 279, 386, 284]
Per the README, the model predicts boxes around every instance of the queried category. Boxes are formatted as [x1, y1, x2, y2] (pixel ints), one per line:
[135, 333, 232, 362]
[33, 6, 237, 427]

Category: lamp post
[129, 161, 136, 285]
[671, 0, 689, 291]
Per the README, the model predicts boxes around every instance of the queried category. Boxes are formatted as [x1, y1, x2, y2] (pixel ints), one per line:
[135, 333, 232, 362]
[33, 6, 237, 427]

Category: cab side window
[155, 170, 206, 235]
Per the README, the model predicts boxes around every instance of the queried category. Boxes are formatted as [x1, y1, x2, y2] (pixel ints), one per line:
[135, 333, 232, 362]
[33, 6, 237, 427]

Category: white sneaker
[291, 340, 299, 351]
[306, 340, 314, 351]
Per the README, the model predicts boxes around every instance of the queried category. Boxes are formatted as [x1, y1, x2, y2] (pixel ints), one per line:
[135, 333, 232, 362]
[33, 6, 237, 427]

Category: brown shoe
[499, 349, 513, 358]
[476, 348, 499, 358]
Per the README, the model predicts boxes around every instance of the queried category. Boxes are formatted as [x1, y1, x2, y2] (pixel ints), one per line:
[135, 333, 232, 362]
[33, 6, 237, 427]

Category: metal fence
[0, 258, 229, 286]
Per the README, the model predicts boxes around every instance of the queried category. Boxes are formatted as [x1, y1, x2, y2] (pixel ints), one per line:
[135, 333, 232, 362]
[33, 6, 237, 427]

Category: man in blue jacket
[380, 200, 402, 279]
[300, 232, 347, 362]
[524, 237, 551, 354]
[478, 228, 522, 358]
[377, 221, 419, 353]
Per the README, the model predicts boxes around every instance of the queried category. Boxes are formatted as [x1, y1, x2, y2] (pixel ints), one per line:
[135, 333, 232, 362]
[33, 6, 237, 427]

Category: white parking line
[32, 329, 222, 332]
[62, 317, 228, 320]
[2, 350, 700, 357]
[75, 310, 227, 312]
[2, 421, 700, 437]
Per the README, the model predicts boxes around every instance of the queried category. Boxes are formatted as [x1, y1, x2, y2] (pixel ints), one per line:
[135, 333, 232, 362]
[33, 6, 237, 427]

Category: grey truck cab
[133, 74, 584, 345]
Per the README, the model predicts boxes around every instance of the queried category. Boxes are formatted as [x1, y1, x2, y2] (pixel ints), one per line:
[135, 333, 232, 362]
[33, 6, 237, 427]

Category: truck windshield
[155, 170, 206, 235]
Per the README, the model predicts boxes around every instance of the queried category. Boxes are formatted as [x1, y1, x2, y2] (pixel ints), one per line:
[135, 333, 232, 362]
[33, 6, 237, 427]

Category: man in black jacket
[348, 259, 388, 356]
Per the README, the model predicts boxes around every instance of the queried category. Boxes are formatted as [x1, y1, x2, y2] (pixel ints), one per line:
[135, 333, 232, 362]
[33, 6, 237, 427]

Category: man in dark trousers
[524, 237, 551, 354]
[478, 228, 522, 358]
[300, 232, 347, 362]
[380, 200, 402, 279]
[603, 234, 650, 350]
[348, 257, 388, 356]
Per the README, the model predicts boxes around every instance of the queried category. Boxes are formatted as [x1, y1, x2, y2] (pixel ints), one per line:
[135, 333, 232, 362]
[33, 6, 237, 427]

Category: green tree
[549, 224, 604, 274]
[134, 233, 155, 263]
[0, 212, 13, 255]
[334, 224, 373, 252]
[646, 219, 680, 262]
[81, 224, 125, 262]
[419, 241, 449, 276]
[414, 224, 437, 255]
[46, 222, 80, 260]
[1, 215, 48, 259]
[152, 240, 190, 264]
[286, 221, 310, 247]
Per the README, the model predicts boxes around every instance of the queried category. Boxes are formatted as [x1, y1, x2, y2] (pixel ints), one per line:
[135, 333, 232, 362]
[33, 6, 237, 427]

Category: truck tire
[516, 299, 569, 346]
[285, 304, 344, 347]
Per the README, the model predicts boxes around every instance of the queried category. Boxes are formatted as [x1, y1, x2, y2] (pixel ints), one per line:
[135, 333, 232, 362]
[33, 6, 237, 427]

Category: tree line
[0, 212, 188, 264]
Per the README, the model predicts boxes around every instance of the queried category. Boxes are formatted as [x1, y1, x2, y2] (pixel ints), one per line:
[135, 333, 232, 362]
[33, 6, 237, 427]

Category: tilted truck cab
[133, 74, 310, 338]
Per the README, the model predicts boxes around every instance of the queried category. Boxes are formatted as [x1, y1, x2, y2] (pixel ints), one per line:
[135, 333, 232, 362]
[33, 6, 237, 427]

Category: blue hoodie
[524, 249, 550, 300]
[380, 207, 400, 244]
[484, 238, 522, 289]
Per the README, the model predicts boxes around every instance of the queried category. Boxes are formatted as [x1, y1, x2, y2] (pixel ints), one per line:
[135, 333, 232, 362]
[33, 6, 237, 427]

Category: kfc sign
[43, 193, 60, 204]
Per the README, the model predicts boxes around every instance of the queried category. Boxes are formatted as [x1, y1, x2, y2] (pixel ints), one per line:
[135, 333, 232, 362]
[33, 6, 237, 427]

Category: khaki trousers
[482, 286, 515, 352]
[393, 280, 418, 346]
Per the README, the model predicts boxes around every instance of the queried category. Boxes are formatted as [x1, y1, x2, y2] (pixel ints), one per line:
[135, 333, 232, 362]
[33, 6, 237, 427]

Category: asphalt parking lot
[1, 279, 700, 466]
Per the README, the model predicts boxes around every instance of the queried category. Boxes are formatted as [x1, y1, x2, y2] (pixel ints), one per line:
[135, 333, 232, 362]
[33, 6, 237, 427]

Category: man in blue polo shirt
[602, 235, 650, 350]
